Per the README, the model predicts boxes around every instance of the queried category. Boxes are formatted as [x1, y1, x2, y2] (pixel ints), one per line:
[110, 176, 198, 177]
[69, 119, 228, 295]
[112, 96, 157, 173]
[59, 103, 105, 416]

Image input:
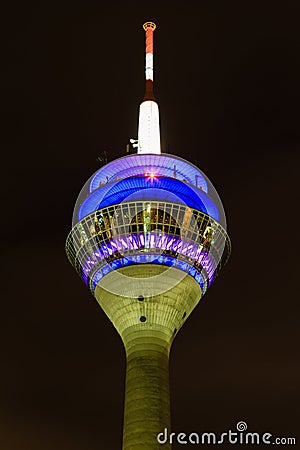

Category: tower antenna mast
[143, 21, 156, 101]
[137, 22, 161, 154]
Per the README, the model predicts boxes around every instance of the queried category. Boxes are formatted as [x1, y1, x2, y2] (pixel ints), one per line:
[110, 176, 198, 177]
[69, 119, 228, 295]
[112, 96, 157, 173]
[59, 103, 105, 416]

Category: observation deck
[66, 153, 230, 298]
[66, 201, 230, 296]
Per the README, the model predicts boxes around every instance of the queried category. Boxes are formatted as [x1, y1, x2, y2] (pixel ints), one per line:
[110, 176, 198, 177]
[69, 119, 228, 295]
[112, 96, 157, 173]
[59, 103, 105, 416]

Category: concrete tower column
[94, 264, 202, 449]
[123, 334, 171, 449]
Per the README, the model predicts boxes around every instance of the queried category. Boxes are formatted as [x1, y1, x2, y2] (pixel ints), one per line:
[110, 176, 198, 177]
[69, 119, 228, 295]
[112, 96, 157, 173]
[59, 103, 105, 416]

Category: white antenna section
[138, 101, 161, 154]
[137, 22, 161, 154]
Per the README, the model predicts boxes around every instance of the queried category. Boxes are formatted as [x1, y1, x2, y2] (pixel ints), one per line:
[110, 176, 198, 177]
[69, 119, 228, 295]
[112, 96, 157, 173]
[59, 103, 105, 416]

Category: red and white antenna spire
[143, 21, 156, 101]
[137, 21, 161, 154]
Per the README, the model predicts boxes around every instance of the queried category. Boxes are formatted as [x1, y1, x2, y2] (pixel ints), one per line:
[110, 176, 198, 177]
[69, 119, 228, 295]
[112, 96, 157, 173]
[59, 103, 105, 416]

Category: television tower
[66, 21, 231, 450]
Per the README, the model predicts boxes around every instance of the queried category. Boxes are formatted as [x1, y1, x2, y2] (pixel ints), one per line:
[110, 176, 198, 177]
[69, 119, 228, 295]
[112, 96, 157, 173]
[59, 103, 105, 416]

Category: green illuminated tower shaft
[95, 265, 202, 449]
[123, 335, 170, 449]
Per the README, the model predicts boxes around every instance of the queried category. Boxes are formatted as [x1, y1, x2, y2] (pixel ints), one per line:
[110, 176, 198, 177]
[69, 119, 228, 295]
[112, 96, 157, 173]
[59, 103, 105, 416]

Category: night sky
[2, 1, 300, 449]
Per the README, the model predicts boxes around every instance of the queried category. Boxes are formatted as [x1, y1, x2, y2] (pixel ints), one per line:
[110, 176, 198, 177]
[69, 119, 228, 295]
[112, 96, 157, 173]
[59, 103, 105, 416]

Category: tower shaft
[123, 336, 171, 449]
[94, 264, 202, 449]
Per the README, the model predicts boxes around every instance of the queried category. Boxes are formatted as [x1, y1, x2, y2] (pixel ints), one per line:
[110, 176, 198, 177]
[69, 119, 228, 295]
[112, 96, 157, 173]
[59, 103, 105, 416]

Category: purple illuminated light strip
[79, 232, 216, 285]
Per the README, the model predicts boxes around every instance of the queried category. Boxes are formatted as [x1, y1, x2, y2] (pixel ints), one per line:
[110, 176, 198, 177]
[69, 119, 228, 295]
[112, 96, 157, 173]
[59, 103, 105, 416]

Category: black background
[1, 1, 299, 448]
